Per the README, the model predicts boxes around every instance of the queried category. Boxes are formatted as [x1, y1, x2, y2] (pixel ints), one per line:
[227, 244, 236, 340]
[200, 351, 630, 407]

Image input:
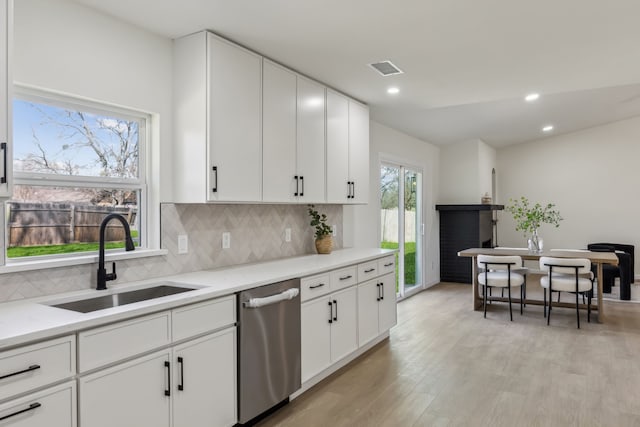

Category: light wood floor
[258, 282, 640, 427]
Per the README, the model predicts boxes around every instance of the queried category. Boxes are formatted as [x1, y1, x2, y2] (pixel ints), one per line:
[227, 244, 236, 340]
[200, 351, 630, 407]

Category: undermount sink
[47, 283, 198, 313]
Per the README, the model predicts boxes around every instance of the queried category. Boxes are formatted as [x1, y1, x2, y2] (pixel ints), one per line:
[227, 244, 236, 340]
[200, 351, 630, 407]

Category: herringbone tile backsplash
[0, 203, 343, 302]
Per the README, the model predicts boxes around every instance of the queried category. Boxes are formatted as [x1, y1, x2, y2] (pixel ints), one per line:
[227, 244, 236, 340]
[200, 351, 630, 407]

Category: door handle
[328, 301, 333, 324]
[0, 402, 41, 421]
[164, 361, 171, 396]
[333, 299, 338, 322]
[300, 176, 304, 197]
[177, 357, 184, 391]
[351, 182, 355, 199]
[380, 282, 384, 300]
[376, 283, 381, 301]
[211, 166, 218, 193]
[294, 175, 299, 196]
[346, 181, 351, 199]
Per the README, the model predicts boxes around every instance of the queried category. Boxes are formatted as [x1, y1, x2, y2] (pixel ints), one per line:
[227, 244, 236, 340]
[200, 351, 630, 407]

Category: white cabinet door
[262, 60, 297, 203]
[296, 77, 325, 203]
[301, 296, 332, 382]
[79, 350, 171, 427]
[326, 90, 350, 203]
[329, 287, 358, 363]
[348, 100, 369, 204]
[173, 329, 237, 427]
[0, 381, 76, 427]
[207, 33, 262, 202]
[0, 0, 11, 197]
[378, 273, 397, 333]
[357, 279, 380, 347]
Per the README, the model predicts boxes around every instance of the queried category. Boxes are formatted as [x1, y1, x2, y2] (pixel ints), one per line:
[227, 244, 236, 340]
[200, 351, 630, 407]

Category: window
[8, 90, 147, 260]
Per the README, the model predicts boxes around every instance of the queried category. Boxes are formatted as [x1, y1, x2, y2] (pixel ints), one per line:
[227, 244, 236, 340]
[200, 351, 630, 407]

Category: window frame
[6, 86, 151, 264]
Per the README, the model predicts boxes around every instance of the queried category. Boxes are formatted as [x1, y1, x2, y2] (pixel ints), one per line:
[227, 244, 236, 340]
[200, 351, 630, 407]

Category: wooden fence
[7, 202, 137, 247]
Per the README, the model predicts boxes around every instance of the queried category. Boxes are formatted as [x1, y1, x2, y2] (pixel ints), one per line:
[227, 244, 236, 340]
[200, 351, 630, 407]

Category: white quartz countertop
[0, 248, 394, 349]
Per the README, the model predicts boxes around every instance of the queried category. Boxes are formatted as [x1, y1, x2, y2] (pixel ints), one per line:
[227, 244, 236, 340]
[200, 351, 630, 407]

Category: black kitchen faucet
[96, 214, 135, 290]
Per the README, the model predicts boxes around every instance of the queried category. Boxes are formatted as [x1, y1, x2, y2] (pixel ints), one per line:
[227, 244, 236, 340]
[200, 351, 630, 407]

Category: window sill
[0, 249, 169, 274]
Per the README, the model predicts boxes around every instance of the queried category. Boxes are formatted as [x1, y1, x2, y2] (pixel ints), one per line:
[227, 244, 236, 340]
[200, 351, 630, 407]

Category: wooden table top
[458, 247, 619, 265]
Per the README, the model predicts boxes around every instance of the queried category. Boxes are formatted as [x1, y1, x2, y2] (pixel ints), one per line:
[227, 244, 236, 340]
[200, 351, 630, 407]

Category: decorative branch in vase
[505, 196, 562, 253]
[307, 204, 333, 254]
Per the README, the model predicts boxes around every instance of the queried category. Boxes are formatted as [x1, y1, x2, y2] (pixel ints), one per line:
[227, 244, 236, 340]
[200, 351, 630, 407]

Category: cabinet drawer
[0, 381, 76, 426]
[378, 256, 396, 276]
[330, 266, 357, 292]
[357, 261, 379, 282]
[300, 274, 331, 302]
[172, 295, 236, 341]
[0, 336, 75, 402]
[78, 312, 171, 372]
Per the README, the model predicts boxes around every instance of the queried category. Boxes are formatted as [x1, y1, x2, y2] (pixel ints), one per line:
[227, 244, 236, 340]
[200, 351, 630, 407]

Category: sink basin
[48, 283, 198, 313]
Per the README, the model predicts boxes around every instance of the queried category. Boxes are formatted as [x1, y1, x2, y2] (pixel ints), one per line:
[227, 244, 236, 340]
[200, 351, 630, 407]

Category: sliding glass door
[380, 162, 423, 298]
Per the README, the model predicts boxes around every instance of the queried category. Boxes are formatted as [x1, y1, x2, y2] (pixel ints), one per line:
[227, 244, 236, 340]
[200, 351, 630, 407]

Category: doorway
[380, 162, 424, 299]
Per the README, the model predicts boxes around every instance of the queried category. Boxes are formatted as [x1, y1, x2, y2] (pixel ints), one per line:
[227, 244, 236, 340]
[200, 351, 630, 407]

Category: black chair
[587, 243, 634, 300]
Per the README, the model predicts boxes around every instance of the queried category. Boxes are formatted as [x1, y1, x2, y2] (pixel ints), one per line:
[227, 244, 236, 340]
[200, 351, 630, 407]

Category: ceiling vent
[368, 60, 404, 76]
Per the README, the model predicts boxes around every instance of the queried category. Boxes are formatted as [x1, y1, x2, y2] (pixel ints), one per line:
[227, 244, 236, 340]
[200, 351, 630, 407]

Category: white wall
[344, 120, 441, 287]
[438, 139, 496, 204]
[497, 116, 640, 274]
[14, 0, 174, 247]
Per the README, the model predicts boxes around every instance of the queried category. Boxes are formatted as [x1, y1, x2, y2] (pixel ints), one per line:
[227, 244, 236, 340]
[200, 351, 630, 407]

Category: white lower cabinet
[358, 273, 397, 347]
[301, 287, 357, 382]
[79, 327, 236, 427]
[0, 381, 76, 427]
[79, 350, 171, 427]
[172, 328, 236, 427]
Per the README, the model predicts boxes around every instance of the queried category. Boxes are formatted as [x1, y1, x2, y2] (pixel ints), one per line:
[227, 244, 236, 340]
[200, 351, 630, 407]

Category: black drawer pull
[0, 364, 41, 381]
[0, 402, 41, 421]
[384, 262, 394, 267]
[164, 361, 171, 396]
[339, 275, 353, 281]
[309, 283, 325, 289]
[364, 268, 375, 273]
[178, 357, 184, 391]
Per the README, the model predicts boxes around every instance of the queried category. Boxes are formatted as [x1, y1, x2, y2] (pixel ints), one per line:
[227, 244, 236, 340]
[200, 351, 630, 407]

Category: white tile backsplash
[0, 203, 343, 302]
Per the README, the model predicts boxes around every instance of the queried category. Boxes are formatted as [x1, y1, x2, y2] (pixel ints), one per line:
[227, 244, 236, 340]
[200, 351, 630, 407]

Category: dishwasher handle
[243, 288, 299, 308]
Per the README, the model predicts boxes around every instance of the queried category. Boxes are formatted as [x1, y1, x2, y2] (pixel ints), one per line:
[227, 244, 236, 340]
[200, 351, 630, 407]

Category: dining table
[457, 248, 619, 323]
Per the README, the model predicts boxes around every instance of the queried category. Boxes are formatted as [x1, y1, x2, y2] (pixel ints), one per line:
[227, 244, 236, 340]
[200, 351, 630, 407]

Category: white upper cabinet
[173, 31, 262, 203]
[0, 0, 12, 198]
[326, 90, 369, 204]
[262, 60, 297, 203]
[262, 65, 326, 203]
[296, 77, 326, 203]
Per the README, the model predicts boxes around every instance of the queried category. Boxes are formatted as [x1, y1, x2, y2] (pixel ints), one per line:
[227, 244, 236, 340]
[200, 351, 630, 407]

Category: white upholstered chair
[539, 256, 593, 328]
[477, 255, 526, 321]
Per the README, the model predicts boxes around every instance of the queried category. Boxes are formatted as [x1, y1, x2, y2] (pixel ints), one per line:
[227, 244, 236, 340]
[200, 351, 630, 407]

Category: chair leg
[557, 291, 561, 303]
[483, 285, 487, 318]
[547, 290, 552, 325]
[543, 288, 547, 318]
[508, 285, 513, 321]
[523, 275, 527, 307]
[520, 285, 523, 315]
[588, 292, 591, 323]
[576, 290, 580, 329]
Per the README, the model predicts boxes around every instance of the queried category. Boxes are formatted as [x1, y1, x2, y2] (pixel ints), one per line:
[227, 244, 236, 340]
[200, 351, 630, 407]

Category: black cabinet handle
[164, 361, 171, 396]
[364, 268, 375, 273]
[328, 301, 333, 324]
[0, 364, 41, 381]
[0, 142, 6, 184]
[212, 166, 218, 193]
[376, 283, 381, 301]
[339, 275, 352, 281]
[333, 299, 338, 322]
[351, 182, 355, 199]
[294, 175, 299, 196]
[380, 282, 384, 300]
[384, 262, 394, 267]
[300, 176, 304, 197]
[177, 357, 184, 391]
[309, 283, 325, 289]
[346, 181, 351, 199]
[0, 402, 41, 421]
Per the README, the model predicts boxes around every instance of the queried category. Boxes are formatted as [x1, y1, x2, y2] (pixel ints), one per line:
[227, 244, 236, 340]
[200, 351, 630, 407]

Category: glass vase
[528, 229, 543, 253]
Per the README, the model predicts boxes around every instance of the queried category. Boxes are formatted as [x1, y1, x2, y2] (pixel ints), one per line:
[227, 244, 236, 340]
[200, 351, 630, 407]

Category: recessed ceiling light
[387, 87, 400, 95]
[542, 125, 554, 132]
[525, 93, 540, 102]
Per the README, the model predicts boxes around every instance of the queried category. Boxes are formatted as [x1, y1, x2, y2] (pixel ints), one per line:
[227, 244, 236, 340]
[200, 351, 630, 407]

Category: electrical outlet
[177, 234, 188, 254]
[285, 228, 291, 242]
[332, 225, 337, 237]
[222, 232, 231, 249]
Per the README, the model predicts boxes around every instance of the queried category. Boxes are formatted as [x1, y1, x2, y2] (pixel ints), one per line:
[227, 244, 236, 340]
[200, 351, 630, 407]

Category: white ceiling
[73, 0, 640, 147]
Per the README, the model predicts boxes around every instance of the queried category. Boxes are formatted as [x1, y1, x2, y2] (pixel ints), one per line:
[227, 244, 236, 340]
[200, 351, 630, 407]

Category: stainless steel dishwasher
[237, 278, 301, 425]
